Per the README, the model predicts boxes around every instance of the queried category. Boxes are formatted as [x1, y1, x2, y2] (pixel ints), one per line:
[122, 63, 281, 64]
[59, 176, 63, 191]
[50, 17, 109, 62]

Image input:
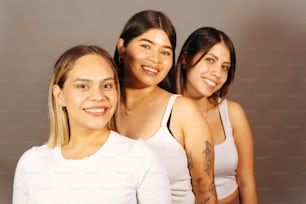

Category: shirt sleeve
[134, 140, 171, 204]
[13, 151, 29, 204]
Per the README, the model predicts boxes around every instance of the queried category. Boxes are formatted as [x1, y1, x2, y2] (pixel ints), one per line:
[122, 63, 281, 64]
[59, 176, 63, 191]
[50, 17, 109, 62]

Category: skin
[117, 28, 217, 203]
[53, 54, 118, 159]
[183, 42, 258, 204]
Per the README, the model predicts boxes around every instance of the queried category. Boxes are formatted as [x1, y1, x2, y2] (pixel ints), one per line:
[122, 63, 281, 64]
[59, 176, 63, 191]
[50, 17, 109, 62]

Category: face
[184, 42, 231, 99]
[53, 54, 118, 132]
[118, 28, 173, 88]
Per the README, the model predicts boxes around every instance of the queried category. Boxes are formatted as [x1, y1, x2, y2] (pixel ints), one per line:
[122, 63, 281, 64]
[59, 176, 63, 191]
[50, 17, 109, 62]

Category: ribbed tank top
[146, 94, 195, 204]
[214, 99, 238, 199]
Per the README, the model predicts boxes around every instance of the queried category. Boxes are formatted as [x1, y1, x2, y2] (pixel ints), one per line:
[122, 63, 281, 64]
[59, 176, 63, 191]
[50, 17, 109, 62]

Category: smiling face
[184, 41, 231, 99]
[53, 54, 118, 133]
[118, 28, 173, 88]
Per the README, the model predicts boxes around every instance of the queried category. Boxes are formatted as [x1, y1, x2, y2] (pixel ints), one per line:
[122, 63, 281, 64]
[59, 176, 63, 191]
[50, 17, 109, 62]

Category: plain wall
[1, 0, 305, 203]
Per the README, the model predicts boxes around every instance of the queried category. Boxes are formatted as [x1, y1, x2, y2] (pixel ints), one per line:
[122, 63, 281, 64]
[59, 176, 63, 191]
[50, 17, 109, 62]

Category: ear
[52, 85, 65, 107]
[181, 51, 188, 65]
[116, 38, 125, 56]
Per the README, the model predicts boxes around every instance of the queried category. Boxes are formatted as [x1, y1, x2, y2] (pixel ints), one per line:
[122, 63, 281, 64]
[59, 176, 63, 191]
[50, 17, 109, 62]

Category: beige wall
[1, 1, 305, 203]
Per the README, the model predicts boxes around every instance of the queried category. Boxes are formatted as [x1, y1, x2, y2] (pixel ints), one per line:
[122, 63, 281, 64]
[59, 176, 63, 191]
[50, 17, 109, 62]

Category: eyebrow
[73, 77, 115, 83]
[139, 38, 172, 50]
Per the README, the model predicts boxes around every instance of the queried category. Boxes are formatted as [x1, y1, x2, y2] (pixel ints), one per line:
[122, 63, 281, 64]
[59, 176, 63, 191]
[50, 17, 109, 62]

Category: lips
[84, 108, 106, 113]
[142, 65, 159, 75]
[83, 107, 108, 116]
[203, 78, 217, 88]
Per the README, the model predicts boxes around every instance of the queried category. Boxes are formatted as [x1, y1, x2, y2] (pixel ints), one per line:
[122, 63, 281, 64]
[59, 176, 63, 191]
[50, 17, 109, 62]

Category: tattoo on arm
[187, 151, 193, 169]
[202, 197, 211, 204]
[202, 140, 212, 176]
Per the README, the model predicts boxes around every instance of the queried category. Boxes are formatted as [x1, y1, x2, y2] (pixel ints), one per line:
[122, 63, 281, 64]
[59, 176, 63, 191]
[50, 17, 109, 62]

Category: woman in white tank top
[172, 27, 258, 204]
[114, 10, 218, 204]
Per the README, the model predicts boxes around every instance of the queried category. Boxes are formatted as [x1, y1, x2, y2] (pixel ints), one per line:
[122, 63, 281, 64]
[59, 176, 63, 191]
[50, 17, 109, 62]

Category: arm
[173, 97, 218, 204]
[13, 155, 27, 204]
[228, 100, 258, 204]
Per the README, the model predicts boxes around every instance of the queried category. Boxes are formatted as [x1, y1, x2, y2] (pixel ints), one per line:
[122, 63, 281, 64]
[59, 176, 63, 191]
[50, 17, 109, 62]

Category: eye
[76, 84, 89, 89]
[102, 81, 115, 90]
[222, 64, 231, 71]
[140, 44, 150, 49]
[161, 50, 172, 56]
[205, 57, 214, 64]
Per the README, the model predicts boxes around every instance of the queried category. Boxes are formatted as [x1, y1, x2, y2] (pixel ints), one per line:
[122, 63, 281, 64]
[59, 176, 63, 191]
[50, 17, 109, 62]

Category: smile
[143, 66, 159, 74]
[84, 108, 106, 113]
[203, 78, 216, 87]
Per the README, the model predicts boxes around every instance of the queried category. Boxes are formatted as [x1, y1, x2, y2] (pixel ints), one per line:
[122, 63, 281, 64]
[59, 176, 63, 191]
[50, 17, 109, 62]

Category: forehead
[69, 54, 114, 79]
[208, 42, 230, 58]
[133, 28, 172, 47]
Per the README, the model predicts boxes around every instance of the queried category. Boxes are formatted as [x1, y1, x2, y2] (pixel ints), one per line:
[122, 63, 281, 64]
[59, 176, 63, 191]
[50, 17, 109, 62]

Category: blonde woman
[13, 45, 171, 204]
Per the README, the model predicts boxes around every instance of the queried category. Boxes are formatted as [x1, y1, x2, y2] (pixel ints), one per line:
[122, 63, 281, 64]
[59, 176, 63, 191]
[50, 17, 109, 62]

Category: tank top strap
[161, 94, 180, 127]
[218, 99, 233, 140]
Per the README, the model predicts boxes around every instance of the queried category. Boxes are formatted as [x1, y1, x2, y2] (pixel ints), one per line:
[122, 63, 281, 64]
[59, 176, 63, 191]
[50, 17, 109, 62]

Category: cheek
[107, 91, 118, 107]
[163, 58, 173, 70]
[63, 92, 85, 108]
[126, 48, 145, 63]
[220, 73, 229, 84]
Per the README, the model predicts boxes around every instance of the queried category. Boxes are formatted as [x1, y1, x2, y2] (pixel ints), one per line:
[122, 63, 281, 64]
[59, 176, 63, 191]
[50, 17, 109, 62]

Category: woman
[172, 27, 258, 204]
[114, 10, 217, 204]
[13, 45, 171, 204]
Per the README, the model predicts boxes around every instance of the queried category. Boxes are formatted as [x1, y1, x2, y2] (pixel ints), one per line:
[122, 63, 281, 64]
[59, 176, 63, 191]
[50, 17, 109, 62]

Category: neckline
[56, 131, 113, 161]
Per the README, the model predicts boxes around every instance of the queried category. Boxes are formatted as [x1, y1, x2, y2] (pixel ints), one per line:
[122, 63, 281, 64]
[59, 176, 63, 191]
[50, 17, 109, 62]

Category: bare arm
[228, 100, 258, 204]
[173, 97, 218, 204]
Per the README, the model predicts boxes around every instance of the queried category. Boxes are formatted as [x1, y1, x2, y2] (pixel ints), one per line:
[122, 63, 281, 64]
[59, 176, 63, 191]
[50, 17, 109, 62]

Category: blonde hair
[47, 45, 120, 148]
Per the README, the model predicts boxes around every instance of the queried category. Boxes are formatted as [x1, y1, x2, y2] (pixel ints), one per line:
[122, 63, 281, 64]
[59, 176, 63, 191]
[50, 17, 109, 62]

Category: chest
[205, 108, 227, 145]
[24, 158, 139, 204]
[118, 99, 168, 140]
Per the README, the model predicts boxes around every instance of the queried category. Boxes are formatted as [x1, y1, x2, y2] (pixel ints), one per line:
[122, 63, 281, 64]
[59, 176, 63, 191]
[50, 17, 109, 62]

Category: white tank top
[214, 99, 238, 199]
[146, 95, 195, 204]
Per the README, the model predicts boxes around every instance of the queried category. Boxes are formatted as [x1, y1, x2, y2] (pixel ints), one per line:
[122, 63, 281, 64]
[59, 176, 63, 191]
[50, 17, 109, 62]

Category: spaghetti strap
[218, 99, 233, 141]
[161, 94, 180, 127]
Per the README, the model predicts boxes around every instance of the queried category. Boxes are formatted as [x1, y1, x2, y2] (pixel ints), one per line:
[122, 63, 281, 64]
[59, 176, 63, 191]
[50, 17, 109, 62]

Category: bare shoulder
[227, 99, 248, 119]
[172, 95, 201, 117]
[227, 99, 253, 138]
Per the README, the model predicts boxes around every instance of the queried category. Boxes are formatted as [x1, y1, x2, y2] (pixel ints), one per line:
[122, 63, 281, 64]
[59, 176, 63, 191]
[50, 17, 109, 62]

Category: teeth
[85, 108, 105, 113]
[204, 79, 216, 87]
[143, 66, 158, 73]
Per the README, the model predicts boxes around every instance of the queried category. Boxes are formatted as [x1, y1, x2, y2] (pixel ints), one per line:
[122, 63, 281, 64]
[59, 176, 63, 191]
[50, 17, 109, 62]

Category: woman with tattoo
[13, 45, 171, 204]
[114, 10, 217, 204]
[171, 27, 258, 204]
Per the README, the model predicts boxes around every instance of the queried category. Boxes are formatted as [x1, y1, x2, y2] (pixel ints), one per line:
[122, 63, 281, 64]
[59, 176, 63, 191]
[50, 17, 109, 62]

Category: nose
[211, 65, 222, 79]
[89, 86, 105, 101]
[148, 50, 161, 64]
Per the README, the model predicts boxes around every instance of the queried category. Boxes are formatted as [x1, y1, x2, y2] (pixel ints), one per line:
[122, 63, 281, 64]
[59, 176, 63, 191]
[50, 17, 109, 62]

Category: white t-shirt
[13, 131, 171, 204]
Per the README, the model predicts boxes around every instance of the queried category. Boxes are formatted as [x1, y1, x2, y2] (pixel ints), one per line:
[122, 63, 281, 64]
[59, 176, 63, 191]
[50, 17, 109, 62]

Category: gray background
[1, 0, 305, 203]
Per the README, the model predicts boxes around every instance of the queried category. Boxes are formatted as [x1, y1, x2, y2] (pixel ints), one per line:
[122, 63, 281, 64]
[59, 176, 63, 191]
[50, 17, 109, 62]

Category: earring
[62, 106, 67, 112]
[118, 56, 123, 64]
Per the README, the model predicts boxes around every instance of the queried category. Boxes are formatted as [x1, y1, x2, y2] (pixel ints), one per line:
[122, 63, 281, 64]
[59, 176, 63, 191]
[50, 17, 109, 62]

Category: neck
[121, 86, 157, 116]
[67, 127, 110, 148]
[182, 90, 217, 115]
[61, 127, 110, 160]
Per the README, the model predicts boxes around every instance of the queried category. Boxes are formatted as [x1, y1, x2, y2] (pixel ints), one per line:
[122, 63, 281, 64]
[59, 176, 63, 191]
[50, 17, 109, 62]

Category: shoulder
[15, 144, 55, 170]
[172, 95, 200, 115]
[226, 99, 252, 133]
[18, 145, 53, 160]
[226, 99, 247, 119]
